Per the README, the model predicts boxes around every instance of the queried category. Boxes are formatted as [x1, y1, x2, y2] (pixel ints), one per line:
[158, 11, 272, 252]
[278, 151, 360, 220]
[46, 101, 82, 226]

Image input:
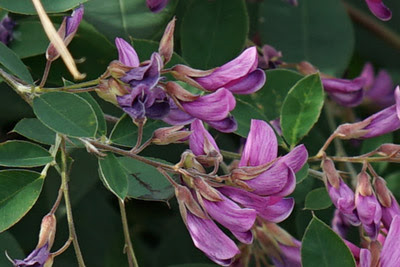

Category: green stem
[39, 60, 52, 88]
[344, 2, 400, 51]
[37, 78, 100, 91]
[119, 199, 139, 267]
[220, 149, 241, 159]
[60, 137, 86, 267]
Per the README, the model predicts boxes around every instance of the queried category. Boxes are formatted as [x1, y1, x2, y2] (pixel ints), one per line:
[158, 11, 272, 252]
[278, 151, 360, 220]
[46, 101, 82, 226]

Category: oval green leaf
[0, 170, 44, 233]
[13, 118, 57, 145]
[119, 157, 174, 202]
[10, 20, 48, 58]
[98, 153, 129, 200]
[304, 187, 332, 210]
[0, 0, 87, 15]
[301, 216, 356, 267]
[77, 92, 107, 136]
[0, 42, 33, 84]
[281, 73, 324, 148]
[181, 0, 248, 69]
[260, 0, 354, 76]
[33, 92, 98, 138]
[296, 163, 309, 184]
[0, 141, 52, 167]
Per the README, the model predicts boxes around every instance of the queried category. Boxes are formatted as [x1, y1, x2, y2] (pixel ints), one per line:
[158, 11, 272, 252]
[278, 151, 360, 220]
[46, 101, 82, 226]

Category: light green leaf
[260, 0, 354, 76]
[110, 114, 168, 147]
[0, 0, 87, 15]
[13, 118, 56, 145]
[98, 153, 129, 200]
[180, 0, 248, 69]
[302, 216, 356, 267]
[33, 92, 98, 138]
[304, 187, 332, 210]
[119, 157, 174, 201]
[0, 170, 44, 233]
[281, 73, 324, 148]
[0, 141, 52, 167]
[0, 42, 33, 84]
[84, 0, 178, 41]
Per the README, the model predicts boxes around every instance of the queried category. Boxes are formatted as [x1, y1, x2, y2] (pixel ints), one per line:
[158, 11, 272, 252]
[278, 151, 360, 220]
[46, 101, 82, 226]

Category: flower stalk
[119, 199, 139, 267]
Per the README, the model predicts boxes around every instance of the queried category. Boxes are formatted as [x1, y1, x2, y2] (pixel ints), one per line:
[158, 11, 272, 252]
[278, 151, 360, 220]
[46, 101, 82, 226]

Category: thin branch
[39, 60, 52, 87]
[119, 199, 139, 267]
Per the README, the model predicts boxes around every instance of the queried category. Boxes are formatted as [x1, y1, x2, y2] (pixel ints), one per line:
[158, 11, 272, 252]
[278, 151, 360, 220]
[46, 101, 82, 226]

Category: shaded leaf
[0, 0, 87, 15]
[0, 42, 33, 84]
[296, 163, 309, 184]
[33, 92, 98, 138]
[13, 118, 56, 145]
[77, 92, 107, 136]
[0, 231, 24, 266]
[180, 0, 248, 69]
[98, 153, 129, 200]
[304, 187, 332, 210]
[10, 20, 48, 58]
[0, 170, 44, 233]
[301, 216, 356, 267]
[281, 73, 324, 148]
[0, 141, 52, 167]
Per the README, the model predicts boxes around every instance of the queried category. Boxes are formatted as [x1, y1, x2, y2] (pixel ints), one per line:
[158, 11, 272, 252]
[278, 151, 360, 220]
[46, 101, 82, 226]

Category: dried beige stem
[31, 0, 85, 80]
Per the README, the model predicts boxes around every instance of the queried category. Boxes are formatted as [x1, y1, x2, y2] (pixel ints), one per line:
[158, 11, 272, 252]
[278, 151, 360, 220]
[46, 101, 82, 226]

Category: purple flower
[146, 0, 169, 13]
[380, 216, 400, 266]
[46, 5, 84, 61]
[258, 44, 283, 69]
[13, 244, 53, 267]
[362, 63, 394, 108]
[173, 47, 266, 95]
[332, 209, 352, 238]
[355, 171, 382, 239]
[322, 158, 360, 225]
[365, 0, 392, 21]
[271, 239, 302, 267]
[237, 119, 308, 196]
[115, 37, 139, 68]
[322, 76, 365, 107]
[0, 15, 15, 45]
[189, 119, 220, 157]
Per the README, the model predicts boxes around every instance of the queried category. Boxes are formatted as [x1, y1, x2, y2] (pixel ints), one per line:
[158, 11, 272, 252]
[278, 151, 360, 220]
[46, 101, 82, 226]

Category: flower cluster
[97, 18, 266, 133]
[173, 119, 307, 265]
[0, 15, 15, 46]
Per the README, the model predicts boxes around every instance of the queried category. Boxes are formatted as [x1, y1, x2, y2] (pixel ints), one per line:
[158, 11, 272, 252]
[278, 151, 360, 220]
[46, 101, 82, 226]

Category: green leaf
[119, 157, 174, 201]
[301, 216, 356, 267]
[181, 0, 248, 69]
[33, 92, 98, 138]
[296, 163, 309, 184]
[98, 153, 129, 200]
[168, 265, 218, 267]
[259, 69, 303, 120]
[304, 188, 332, 210]
[78, 92, 107, 136]
[10, 20, 48, 58]
[260, 0, 354, 76]
[0, 141, 52, 167]
[0, 231, 24, 266]
[0, 0, 87, 14]
[110, 114, 168, 147]
[0, 170, 44, 233]
[281, 73, 324, 148]
[13, 118, 56, 145]
[0, 42, 33, 84]
[84, 0, 178, 41]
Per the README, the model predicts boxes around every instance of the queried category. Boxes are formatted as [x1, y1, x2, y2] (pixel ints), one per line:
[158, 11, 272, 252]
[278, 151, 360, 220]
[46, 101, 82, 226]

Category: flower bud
[159, 17, 175, 65]
[165, 81, 200, 102]
[376, 143, 400, 157]
[334, 119, 373, 140]
[193, 177, 223, 202]
[322, 157, 341, 188]
[374, 176, 392, 207]
[37, 213, 57, 249]
[96, 78, 130, 105]
[175, 184, 207, 224]
[152, 125, 191, 145]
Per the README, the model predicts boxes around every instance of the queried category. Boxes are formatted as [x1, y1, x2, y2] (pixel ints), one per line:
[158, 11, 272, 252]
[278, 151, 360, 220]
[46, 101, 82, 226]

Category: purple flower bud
[158, 17, 175, 64]
[322, 76, 365, 107]
[355, 172, 382, 239]
[46, 5, 84, 61]
[115, 38, 140, 68]
[380, 216, 400, 266]
[193, 47, 266, 95]
[13, 243, 53, 267]
[146, 0, 169, 13]
[365, 0, 392, 21]
[189, 119, 220, 156]
[0, 15, 15, 45]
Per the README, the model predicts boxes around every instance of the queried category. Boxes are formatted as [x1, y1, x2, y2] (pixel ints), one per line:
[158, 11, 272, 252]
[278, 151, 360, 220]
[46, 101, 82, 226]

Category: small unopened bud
[322, 157, 340, 188]
[334, 119, 373, 140]
[297, 61, 318, 75]
[37, 214, 57, 249]
[357, 171, 373, 196]
[374, 177, 392, 207]
[369, 240, 382, 267]
[377, 143, 400, 157]
[152, 125, 191, 145]
[108, 60, 133, 79]
[230, 161, 274, 181]
[165, 82, 199, 102]
[159, 17, 175, 65]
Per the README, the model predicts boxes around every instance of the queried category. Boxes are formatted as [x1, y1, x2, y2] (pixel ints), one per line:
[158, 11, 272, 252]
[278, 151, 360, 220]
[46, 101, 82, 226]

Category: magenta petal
[189, 119, 219, 156]
[395, 86, 400, 120]
[162, 99, 195, 125]
[195, 47, 258, 90]
[206, 115, 238, 133]
[381, 216, 400, 266]
[257, 198, 295, 223]
[115, 38, 139, 68]
[328, 89, 364, 107]
[224, 69, 266, 95]
[65, 4, 84, 37]
[356, 194, 382, 239]
[239, 119, 278, 167]
[186, 212, 240, 266]
[181, 88, 235, 121]
[366, 70, 393, 101]
[362, 105, 400, 138]
[279, 144, 308, 172]
[359, 249, 371, 267]
[365, 0, 392, 21]
[146, 0, 169, 13]
[382, 196, 400, 229]
[230, 230, 253, 244]
[246, 163, 295, 196]
[360, 63, 374, 89]
[322, 77, 365, 107]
